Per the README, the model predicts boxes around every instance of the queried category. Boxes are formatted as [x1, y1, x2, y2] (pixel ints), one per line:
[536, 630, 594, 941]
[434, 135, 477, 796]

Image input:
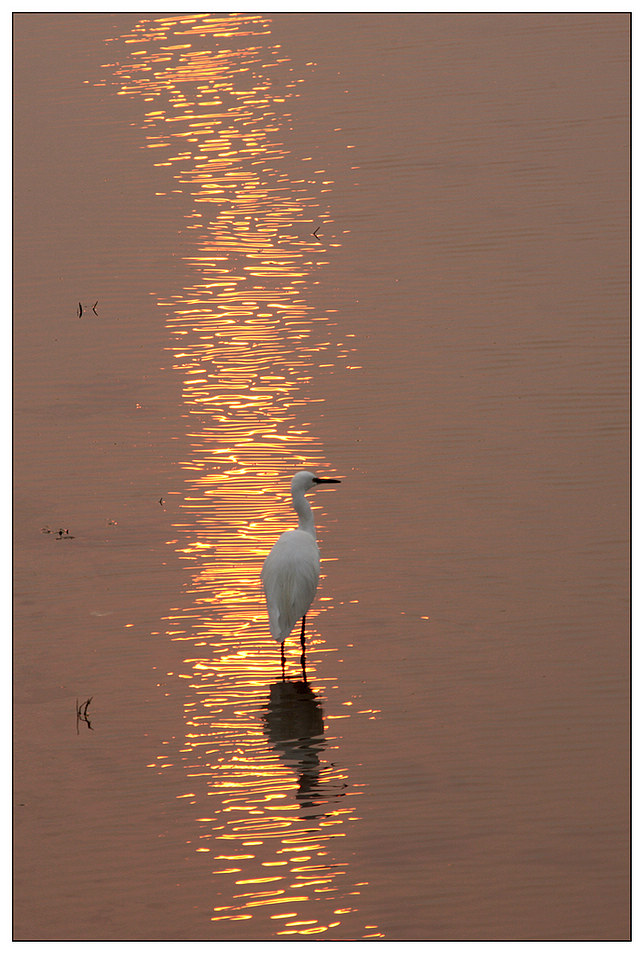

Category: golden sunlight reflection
[103, 14, 379, 938]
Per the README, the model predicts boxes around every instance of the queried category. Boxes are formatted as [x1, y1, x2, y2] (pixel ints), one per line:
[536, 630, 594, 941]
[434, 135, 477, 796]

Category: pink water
[13, 13, 630, 940]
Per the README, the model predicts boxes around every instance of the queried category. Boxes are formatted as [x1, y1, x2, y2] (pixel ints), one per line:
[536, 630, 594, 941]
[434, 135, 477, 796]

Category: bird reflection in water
[262, 681, 347, 819]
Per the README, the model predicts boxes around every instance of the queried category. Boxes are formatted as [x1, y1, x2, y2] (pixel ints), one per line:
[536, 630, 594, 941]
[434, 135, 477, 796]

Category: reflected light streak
[104, 13, 379, 940]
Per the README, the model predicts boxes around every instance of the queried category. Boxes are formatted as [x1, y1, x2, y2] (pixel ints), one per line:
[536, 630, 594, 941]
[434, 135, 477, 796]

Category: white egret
[261, 471, 341, 680]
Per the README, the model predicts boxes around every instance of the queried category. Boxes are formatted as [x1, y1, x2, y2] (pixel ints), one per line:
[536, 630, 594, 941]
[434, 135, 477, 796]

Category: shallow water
[13, 13, 629, 941]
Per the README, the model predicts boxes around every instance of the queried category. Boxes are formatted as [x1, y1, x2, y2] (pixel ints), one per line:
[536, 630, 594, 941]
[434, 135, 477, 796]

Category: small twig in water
[76, 697, 94, 732]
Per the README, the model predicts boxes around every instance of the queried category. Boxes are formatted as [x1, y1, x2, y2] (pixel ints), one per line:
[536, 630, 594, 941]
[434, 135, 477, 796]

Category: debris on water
[76, 300, 99, 318]
[76, 696, 94, 733]
[42, 527, 74, 539]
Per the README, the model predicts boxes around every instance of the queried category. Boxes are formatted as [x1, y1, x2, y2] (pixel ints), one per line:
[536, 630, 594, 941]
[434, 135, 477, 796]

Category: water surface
[13, 13, 629, 941]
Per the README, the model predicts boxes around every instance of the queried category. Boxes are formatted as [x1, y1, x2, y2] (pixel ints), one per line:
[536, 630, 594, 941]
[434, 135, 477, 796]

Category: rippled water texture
[13, 13, 629, 941]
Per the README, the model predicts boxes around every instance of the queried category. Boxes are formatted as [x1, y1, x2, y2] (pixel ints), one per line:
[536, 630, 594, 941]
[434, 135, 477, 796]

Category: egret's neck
[293, 490, 316, 539]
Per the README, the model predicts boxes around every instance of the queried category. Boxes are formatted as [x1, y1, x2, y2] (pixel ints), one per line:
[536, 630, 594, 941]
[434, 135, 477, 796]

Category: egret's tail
[265, 596, 289, 644]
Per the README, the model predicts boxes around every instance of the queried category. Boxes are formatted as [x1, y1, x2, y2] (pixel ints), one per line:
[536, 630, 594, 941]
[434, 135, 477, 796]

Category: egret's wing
[261, 530, 320, 642]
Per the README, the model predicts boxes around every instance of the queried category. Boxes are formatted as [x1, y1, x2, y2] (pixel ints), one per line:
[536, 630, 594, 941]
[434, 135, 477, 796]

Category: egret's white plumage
[262, 528, 320, 642]
[261, 471, 340, 675]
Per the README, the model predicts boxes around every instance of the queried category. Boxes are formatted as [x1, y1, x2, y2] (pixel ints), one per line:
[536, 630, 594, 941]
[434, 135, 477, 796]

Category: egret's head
[291, 471, 341, 495]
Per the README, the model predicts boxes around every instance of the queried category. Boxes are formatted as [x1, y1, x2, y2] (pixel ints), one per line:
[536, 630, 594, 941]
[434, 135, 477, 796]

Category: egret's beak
[313, 477, 341, 484]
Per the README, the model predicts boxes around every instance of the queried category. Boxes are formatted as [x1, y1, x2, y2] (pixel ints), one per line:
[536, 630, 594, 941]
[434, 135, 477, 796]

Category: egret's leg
[281, 641, 285, 681]
[300, 615, 307, 683]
